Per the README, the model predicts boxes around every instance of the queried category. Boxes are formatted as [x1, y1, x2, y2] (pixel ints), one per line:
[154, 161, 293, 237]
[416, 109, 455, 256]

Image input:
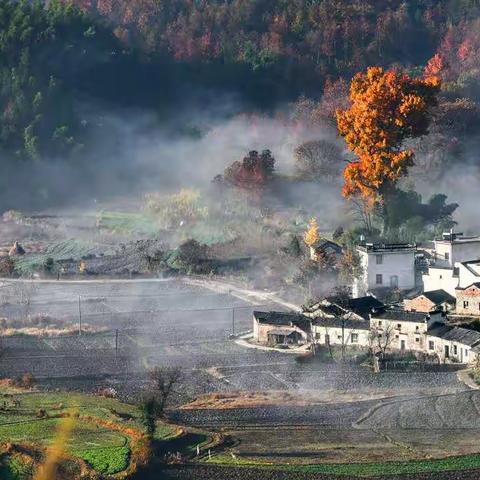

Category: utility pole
[78, 295, 82, 336]
[232, 307, 235, 336]
[115, 329, 118, 358]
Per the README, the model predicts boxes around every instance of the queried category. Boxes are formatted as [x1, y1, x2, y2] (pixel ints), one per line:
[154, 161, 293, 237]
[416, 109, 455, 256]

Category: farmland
[0, 384, 179, 478]
[0, 278, 478, 479]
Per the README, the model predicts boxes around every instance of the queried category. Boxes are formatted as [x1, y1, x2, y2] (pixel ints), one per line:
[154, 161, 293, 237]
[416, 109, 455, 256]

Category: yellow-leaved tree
[304, 218, 320, 247]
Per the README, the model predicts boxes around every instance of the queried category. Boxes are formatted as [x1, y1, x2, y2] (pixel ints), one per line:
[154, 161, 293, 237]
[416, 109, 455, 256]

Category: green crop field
[0, 388, 177, 479]
[206, 453, 480, 477]
[13, 240, 114, 275]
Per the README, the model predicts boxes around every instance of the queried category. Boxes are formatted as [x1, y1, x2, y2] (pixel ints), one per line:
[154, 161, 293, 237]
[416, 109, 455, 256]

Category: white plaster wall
[434, 240, 480, 268]
[457, 263, 480, 289]
[426, 335, 477, 364]
[313, 325, 370, 347]
[422, 267, 458, 296]
[370, 317, 427, 351]
[364, 251, 415, 290]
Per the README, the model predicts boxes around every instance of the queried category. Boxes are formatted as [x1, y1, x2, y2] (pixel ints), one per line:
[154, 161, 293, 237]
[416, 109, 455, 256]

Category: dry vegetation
[179, 390, 397, 410]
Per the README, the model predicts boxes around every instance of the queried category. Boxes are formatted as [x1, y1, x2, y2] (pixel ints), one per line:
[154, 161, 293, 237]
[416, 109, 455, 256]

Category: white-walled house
[369, 310, 430, 352]
[422, 265, 459, 296]
[430, 231, 480, 268]
[312, 317, 370, 347]
[427, 323, 480, 364]
[353, 243, 416, 298]
[423, 232, 480, 296]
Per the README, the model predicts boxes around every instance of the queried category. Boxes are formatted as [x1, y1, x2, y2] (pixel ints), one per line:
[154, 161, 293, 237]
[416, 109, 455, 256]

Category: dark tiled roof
[422, 290, 455, 304]
[372, 309, 428, 323]
[344, 296, 384, 319]
[456, 282, 480, 291]
[312, 239, 343, 253]
[302, 302, 344, 316]
[357, 243, 416, 253]
[428, 323, 480, 347]
[312, 295, 384, 320]
[253, 311, 311, 331]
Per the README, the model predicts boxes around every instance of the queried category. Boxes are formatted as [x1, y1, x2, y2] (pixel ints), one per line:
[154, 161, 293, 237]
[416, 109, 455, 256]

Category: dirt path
[184, 277, 301, 312]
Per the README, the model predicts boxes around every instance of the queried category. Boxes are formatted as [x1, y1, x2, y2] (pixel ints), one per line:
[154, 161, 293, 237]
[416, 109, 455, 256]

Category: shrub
[21, 373, 36, 389]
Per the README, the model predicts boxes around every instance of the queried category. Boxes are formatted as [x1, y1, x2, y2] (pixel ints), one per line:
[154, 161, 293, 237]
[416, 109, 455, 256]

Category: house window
[376, 255, 383, 265]
[415, 326, 419, 331]
[429, 340, 435, 350]
[397, 323, 401, 330]
[464, 300, 469, 309]
[415, 337, 420, 343]
[337, 335, 342, 340]
[453, 345, 458, 355]
[376, 274, 383, 285]
[445, 252, 450, 261]
[378, 321, 382, 326]
[439, 275, 443, 279]
[351, 333, 358, 343]
[315, 333, 321, 340]
[465, 349, 469, 359]
[395, 335, 399, 339]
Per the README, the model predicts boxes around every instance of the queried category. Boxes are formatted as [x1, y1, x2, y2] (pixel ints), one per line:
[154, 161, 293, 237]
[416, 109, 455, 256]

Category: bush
[21, 373, 36, 389]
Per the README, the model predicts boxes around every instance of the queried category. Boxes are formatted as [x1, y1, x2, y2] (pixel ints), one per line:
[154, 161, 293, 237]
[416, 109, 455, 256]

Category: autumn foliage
[221, 150, 275, 190]
[337, 67, 440, 206]
[303, 218, 320, 247]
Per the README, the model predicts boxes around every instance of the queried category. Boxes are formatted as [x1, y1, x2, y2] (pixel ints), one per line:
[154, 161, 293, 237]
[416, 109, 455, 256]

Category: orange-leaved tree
[336, 67, 440, 231]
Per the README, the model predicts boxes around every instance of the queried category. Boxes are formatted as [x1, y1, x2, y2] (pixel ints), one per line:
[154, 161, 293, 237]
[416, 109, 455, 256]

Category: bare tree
[294, 140, 343, 181]
[148, 366, 183, 417]
[368, 323, 395, 357]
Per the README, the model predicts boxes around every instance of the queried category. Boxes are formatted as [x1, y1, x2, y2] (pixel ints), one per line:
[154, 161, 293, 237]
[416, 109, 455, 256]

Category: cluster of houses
[252, 230, 480, 365]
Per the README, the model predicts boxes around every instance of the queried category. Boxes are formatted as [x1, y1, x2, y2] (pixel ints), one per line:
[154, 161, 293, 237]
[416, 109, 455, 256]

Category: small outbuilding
[252, 311, 310, 346]
[404, 289, 455, 313]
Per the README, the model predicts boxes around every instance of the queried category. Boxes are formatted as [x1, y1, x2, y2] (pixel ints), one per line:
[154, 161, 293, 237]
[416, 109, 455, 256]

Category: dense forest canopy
[1, 0, 480, 215]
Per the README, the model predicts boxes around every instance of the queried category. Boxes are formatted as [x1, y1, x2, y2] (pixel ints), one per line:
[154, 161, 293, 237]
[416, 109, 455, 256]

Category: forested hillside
[2, 0, 480, 210]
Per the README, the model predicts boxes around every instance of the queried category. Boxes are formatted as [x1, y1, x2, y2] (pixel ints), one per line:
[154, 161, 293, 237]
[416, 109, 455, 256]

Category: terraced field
[0, 386, 178, 478]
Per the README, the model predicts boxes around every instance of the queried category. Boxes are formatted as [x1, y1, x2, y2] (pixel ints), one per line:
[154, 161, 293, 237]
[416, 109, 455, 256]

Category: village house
[302, 295, 384, 321]
[312, 317, 370, 348]
[309, 239, 343, 262]
[252, 311, 311, 347]
[422, 232, 480, 296]
[369, 309, 431, 352]
[427, 322, 480, 364]
[404, 289, 455, 313]
[455, 283, 480, 316]
[353, 243, 417, 298]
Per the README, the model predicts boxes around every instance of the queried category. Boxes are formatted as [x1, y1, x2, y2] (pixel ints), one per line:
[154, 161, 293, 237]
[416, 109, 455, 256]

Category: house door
[445, 345, 450, 358]
[390, 275, 399, 288]
[400, 339, 406, 350]
[325, 334, 330, 345]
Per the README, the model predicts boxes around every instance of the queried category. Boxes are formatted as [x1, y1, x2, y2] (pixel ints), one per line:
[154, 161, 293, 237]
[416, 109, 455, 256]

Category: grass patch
[13, 240, 113, 275]
[0, 389, 177, 476]
[206, 453, 480, 476]
[96, 211, 159, 235]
